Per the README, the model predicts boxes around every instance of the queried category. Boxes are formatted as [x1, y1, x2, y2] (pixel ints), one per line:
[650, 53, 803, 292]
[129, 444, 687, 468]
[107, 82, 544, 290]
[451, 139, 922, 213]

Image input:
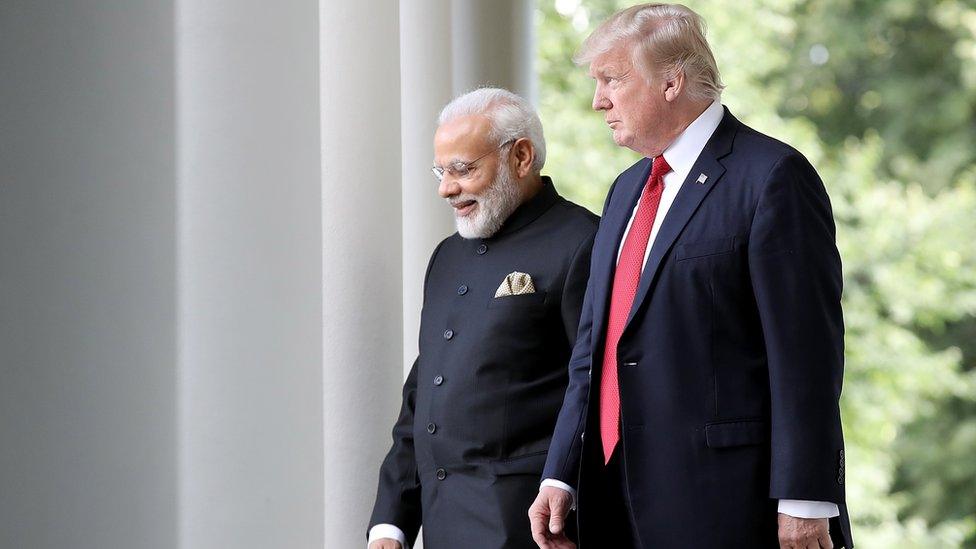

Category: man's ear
[511, 138, 535, 178]
[664, 70, 685, 102]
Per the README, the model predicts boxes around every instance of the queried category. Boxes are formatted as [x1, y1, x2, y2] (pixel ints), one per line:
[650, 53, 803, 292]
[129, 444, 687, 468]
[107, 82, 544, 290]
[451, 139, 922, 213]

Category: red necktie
[600, 155, 671, 464]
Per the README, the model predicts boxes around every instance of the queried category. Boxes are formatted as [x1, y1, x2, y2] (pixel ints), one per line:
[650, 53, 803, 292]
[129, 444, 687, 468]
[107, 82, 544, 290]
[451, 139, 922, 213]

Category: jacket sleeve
[367, 359, 422, 543]
[747, 152, 846, 504]
[366, 239, 445, 543]
[543, 180, 618, 487]
[543, 278, 594, 487]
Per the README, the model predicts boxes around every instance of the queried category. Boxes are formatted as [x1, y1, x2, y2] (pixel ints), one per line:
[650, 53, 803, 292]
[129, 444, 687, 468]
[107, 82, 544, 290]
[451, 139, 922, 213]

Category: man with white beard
[367, 88, 598, 549]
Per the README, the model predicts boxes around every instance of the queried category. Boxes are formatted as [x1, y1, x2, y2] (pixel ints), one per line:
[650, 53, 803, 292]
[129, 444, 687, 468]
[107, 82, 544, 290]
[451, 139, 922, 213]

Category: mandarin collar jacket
[369, 178, 599, 549]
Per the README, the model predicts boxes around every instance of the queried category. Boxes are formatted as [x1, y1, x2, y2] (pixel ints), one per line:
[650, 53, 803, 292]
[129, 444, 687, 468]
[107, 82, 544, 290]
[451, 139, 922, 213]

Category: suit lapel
[590, 159, 652, 350]
[624, 110, 739, 329]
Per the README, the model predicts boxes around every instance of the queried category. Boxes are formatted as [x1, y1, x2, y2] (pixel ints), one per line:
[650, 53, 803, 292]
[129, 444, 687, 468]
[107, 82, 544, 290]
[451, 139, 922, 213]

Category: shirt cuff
[540, 478, 577, 510]
[778, 499, 840, 519]
[367, 524, 408, 549]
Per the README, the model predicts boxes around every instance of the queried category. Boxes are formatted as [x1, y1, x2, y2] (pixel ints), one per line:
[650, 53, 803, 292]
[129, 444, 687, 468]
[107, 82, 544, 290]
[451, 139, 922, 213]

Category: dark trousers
[579, 444, 642, 548]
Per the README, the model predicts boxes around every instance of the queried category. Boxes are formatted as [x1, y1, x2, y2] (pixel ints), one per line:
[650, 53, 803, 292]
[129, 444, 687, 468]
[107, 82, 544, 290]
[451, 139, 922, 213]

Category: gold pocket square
[494, 271, 536, 298]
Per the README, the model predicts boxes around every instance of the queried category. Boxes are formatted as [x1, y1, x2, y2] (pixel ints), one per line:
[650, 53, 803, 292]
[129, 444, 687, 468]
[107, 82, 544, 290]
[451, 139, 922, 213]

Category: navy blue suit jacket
[543, 108, 853, 548]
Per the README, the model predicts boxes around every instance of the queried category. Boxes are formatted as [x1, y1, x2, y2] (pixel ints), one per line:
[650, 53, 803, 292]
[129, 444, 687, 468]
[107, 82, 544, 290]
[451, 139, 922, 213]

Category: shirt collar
[661, 99, 724, 180]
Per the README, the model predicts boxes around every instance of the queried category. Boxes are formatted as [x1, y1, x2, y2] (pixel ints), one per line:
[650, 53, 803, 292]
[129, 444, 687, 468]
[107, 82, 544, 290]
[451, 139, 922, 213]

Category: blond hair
[575, 3, 724, 101]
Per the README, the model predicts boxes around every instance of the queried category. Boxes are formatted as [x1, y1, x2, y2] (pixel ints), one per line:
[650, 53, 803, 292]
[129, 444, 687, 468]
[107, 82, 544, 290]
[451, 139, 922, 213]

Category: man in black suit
[529, 4, 852, 549]
[367, 88, 598, 549]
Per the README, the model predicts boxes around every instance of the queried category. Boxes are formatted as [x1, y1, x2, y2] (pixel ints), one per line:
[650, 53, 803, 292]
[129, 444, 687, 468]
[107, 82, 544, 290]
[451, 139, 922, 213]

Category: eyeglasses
[431, 139, 515, 182]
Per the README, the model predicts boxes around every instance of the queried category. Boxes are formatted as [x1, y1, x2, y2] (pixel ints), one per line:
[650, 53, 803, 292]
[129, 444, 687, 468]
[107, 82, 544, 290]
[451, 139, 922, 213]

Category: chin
[611, 130, 631, 147]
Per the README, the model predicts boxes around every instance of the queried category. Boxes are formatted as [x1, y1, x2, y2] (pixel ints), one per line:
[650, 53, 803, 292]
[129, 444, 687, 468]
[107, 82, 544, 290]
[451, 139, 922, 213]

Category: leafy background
[536, 1, 976, 546]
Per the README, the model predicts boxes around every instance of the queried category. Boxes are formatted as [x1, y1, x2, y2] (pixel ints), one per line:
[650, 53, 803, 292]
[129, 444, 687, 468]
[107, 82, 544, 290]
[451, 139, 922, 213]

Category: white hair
[438, 87, 547, 173]
[575, 3, 725, 102]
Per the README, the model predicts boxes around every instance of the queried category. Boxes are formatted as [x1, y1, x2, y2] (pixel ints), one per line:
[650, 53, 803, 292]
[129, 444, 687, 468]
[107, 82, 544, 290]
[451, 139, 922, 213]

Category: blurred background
[1, 1, 973, 548]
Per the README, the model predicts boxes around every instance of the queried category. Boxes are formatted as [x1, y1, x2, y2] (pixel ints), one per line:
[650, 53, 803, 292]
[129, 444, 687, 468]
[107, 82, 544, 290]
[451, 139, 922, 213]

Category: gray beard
[453, 167, 522, 239]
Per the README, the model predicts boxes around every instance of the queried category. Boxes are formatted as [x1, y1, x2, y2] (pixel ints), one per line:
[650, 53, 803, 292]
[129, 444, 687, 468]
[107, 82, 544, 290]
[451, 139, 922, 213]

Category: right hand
[528, 486, 576, 549]
[368, 539, 402, 549]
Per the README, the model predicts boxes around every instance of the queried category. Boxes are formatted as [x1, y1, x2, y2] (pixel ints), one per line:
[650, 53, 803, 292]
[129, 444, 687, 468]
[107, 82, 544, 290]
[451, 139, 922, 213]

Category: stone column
[319, 2, 404, 547]
[177, 1, 324, 547]
[451, 0, 536, 102]
[400, 1, 456, 376]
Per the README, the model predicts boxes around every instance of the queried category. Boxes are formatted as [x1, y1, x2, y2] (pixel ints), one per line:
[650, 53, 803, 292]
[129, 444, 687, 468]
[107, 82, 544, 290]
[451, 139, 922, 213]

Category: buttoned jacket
[370, 180, 598, 549]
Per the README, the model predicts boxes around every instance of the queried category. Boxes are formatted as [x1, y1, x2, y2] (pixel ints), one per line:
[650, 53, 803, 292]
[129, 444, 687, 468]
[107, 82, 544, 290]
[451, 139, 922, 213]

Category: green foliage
[893, 397, 976, 541]
[769, 0, 976, 191]
[536, 1, 976, 546]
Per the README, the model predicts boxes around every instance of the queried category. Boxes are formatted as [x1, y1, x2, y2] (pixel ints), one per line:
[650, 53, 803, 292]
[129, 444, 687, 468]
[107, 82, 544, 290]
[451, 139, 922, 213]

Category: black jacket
[369, 179, 598, 548]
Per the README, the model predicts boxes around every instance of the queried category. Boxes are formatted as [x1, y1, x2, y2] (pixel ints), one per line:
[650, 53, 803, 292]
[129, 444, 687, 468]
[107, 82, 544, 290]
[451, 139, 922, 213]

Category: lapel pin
[696, 173, 708, 184]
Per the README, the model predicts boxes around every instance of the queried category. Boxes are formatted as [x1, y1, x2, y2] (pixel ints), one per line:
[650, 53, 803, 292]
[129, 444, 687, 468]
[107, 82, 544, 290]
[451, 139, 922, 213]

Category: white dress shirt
[541, 100, 838, 521]
[367, 523, 408, 548]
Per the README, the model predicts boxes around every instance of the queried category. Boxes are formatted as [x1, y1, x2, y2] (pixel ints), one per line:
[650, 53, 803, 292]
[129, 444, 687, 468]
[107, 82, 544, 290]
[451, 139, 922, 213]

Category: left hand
[777, 513, 832, 549]
[528, 486, 576, 549]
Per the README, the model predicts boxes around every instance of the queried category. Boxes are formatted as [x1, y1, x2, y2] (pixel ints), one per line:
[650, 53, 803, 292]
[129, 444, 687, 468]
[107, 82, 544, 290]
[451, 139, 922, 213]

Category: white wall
[0, 2, 178, 548]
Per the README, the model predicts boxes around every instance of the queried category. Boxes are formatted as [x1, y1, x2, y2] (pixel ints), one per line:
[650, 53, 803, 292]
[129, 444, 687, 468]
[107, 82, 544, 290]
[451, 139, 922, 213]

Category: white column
[0, 2, 177, 548]
[451, 0, 536, 102]
[177, 1, 324, 548]
[320, 2, 404, 547]
[400, 1, 456, 375]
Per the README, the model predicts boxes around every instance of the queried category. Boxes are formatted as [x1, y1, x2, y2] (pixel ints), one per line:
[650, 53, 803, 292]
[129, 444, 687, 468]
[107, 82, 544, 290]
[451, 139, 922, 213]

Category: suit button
[476, 244, 488, 255]
[457, 285, 468, 295]
[427, 422, 437, 434]
[622, 361, 638, 367]
[436, 468, 447, 480]
[443, 329, 454, 340]
[433, 375, 444, 386]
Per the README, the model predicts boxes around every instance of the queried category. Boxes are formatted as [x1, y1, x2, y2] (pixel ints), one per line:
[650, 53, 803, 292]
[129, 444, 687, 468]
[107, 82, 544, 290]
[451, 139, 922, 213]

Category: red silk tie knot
[599, 155, 672, 464]
[650, 155, 671, 182]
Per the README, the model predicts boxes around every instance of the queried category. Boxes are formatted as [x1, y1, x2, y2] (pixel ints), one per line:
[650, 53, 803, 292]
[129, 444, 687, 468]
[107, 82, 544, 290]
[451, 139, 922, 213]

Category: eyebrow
[433, 157, 470, 168]
[592, 65, 626, 78]
[447, 157, 468, 165]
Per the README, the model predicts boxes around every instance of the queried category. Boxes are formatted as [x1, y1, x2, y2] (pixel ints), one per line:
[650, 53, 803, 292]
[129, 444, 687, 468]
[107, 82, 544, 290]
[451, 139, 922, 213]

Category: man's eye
[454, 164, 471, 176]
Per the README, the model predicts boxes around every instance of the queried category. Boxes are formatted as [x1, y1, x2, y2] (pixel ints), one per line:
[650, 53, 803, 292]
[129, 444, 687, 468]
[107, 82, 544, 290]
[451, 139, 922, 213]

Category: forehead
[434, 114, 493, 160]
[588, 44, 634, 77]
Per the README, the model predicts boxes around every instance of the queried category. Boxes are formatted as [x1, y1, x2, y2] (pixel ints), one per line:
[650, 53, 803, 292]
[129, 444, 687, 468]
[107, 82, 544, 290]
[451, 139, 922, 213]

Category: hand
[778, 514, 832, 549]
[368, 538, 402, 549]
[528, 486, 576, 549]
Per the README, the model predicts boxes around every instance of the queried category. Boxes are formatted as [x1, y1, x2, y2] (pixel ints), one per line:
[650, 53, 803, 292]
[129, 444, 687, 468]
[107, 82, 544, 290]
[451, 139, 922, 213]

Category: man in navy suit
[529, 4, 852, 548]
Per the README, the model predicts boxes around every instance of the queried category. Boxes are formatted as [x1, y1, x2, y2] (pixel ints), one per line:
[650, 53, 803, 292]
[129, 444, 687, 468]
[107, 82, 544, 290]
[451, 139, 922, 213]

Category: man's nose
[592, 83, 610, 111]
[438, 176, 459, 198]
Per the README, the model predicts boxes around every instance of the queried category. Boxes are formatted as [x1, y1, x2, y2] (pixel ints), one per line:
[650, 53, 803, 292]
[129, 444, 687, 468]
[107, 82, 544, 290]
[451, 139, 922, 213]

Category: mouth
[607, 120, 620, 127]
[451, 199, 478, 217]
